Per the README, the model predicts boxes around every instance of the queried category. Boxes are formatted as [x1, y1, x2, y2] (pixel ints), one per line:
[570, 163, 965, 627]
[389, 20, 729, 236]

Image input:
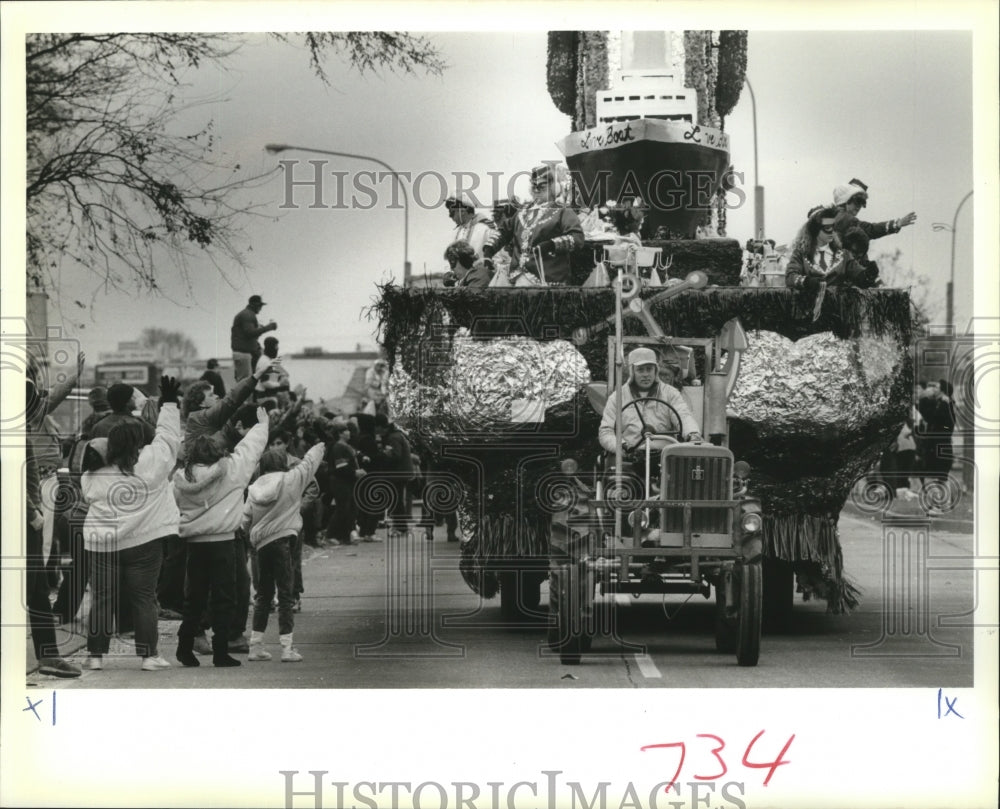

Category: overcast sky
[4, 16, 987, 363]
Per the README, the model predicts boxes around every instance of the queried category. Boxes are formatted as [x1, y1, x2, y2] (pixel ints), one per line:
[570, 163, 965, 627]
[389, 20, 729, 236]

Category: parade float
[374, 31, 913, 625]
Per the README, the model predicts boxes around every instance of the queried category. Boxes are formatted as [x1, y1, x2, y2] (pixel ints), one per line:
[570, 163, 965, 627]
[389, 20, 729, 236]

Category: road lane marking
[634, 653, 662, 678]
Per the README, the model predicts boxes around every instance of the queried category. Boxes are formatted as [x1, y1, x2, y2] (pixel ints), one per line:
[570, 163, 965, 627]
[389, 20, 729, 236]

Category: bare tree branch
[25, 31, 446, 304]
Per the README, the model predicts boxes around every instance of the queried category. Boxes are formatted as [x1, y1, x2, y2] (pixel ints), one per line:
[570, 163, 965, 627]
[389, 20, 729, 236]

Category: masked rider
[599, 347, 702, 457]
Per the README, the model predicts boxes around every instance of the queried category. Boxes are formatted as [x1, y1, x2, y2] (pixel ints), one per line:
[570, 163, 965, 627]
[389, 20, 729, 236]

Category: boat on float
[556, 68, 731, 237]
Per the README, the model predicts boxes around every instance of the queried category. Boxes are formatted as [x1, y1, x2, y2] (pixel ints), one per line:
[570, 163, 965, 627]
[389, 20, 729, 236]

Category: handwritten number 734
[640, 730, 795, 789]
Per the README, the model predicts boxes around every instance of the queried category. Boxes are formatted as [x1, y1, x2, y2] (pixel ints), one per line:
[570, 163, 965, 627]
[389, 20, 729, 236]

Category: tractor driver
[598, 347, 702, 456]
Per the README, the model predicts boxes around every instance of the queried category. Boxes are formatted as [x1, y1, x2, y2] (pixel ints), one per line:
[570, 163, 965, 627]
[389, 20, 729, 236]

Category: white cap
[627, 347, 658, 368]
[445, 191, 476, 210]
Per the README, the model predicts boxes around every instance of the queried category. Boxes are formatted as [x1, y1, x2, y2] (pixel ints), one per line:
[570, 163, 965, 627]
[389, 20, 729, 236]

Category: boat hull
[556, 119, 731, 237]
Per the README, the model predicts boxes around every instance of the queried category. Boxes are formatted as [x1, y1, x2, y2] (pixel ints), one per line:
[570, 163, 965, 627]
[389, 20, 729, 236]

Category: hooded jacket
[172, 421, 269, 543]
[240, 443, 325, 551]
[82, 403, 181, 552]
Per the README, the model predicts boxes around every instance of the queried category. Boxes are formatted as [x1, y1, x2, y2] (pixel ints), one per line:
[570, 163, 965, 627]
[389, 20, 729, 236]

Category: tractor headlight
[628, 509, 650, 530]
[741, 511, 762, 534]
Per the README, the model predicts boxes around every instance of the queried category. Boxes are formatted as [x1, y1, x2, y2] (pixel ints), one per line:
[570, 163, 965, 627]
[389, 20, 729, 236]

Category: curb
[841, 504, 974, 534]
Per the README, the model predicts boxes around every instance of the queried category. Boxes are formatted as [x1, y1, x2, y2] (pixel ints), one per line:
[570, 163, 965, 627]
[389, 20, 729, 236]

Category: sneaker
[361, 535, 375, 543]
[248, 645, 272, 662]
[193, 634, 213, 655]
[281, 646, 303, 663]
[350, 530, 360, 542]
[228, 636, 250, 654]
[38, 657, 82, 678]
[141, 655, 171, 671]
[86, 655, 103, 671]
[368, 535, 384, 543]
[293, 598, 302, 613]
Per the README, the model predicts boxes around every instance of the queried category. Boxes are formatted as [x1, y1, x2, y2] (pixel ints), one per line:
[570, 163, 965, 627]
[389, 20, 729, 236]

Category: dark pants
[290, 533, 304, 596]
[356, 473, 381, 536]
[52, 505, 89, 623]
[922, 439, 953, 481]
[301, 499, 322, 546]
[888, 449, 917, 493]
[231, 535, 251, 641]
[27, 523, 59, 660]
[390, 480, 410, 532]
[178, 540, 236, 646]
[156, 534, 187, 613]
[252, 537, 295, 636]
[88, 539, 165, 657]
[327, 482, 357, 542]
[357, 507, 380, 537]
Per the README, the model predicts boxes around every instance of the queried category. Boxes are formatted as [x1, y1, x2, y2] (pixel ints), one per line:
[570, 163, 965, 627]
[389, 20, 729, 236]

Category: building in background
[284, 345, 382, 411]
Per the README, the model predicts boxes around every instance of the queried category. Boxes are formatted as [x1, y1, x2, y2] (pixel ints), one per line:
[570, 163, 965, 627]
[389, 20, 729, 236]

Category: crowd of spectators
[23, 322, 429, 677]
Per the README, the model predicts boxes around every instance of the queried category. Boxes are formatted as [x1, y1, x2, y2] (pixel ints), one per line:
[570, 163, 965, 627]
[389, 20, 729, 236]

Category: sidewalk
[841, 486, 975, 535]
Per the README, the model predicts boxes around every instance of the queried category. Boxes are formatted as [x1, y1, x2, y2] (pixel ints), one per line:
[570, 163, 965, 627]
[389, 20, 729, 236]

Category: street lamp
[744, 77, 764, 240]
[932, 189, 973, 330]
[264, 143, 411, 286]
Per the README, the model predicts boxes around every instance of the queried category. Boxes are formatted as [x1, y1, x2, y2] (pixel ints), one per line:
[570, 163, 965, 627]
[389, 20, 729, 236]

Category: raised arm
[204, 358, 273, 429]
[229, 411, 270, 485]
[235, 309, 276, 341]
[36, 351, 85, 421]
[289, 442, 326, 496]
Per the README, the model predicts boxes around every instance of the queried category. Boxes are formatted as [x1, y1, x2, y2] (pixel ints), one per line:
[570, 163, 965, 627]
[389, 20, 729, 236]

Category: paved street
[26, 509, 976, 689]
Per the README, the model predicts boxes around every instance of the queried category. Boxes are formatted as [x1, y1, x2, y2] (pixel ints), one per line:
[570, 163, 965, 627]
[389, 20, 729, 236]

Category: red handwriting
[641, 730, 794, 789]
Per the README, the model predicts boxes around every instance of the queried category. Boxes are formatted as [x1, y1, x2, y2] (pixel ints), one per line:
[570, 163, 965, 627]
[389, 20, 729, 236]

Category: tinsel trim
[372, 286, 915, 377]
[458, 512, 548, 597]
[684, 31, 711, 129]
[546, 31, 578, 120]
[764, 513, 862, 614]
[575, 31, 609, 132]
[715, 30, 748, 120]
[705, 31, 721, 130]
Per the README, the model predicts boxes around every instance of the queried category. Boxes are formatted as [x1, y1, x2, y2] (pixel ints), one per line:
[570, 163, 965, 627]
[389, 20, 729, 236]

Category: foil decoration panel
[729, 331, 903, 431]
[389, 337, 591, 435]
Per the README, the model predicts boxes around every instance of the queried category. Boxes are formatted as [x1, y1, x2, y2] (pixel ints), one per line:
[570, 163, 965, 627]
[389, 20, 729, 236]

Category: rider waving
[598, 347, 702, 454]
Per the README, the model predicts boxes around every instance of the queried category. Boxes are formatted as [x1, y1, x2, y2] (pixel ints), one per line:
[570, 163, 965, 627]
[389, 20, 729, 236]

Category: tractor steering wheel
[620, 397, 683, 453]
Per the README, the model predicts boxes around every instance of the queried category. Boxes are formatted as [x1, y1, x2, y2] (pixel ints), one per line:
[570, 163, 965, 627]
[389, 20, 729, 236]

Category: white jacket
[82, 403, 181, 552]
[598, 380, 699, 453]
[172, 421, 269, 543]
[240, 443, 324, 551]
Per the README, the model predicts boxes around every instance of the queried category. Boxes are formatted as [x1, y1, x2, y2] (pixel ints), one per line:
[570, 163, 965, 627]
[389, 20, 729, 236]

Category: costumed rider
[598, 347, 702, 457]
[832, 178, 916, 242]
[482, 163, 584, 286]
[785, 206, 872, 293]
[445, 191, 496, 258]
